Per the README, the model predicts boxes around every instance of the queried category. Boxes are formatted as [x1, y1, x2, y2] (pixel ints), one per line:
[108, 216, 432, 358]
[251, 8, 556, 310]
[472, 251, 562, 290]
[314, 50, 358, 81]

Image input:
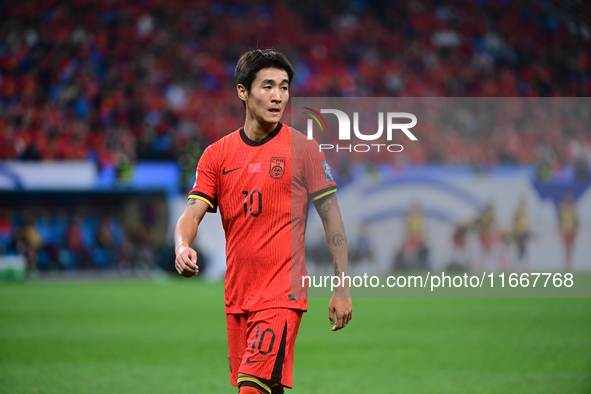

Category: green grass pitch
[1, 278, 590, 393]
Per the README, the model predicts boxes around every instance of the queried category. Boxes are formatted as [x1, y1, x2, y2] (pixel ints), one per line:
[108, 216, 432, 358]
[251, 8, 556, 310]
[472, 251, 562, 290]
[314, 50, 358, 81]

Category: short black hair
[234, 49, 295, 93]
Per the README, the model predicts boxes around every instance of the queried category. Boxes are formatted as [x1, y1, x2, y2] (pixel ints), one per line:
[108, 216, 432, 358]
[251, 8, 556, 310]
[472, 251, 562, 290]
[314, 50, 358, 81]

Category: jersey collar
[240, 122, 283, 147]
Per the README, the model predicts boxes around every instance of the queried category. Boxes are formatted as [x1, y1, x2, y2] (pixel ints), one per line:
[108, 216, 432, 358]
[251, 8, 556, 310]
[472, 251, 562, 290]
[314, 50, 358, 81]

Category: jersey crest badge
[270, 157, 285, 179]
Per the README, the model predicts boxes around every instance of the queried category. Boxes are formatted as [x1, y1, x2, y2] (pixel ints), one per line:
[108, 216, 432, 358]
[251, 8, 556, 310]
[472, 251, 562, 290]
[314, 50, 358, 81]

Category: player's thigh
[227, 313, 248, 386]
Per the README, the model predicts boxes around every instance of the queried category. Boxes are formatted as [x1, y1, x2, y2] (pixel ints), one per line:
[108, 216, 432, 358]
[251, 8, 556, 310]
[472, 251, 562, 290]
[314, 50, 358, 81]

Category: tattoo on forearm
[331, 231, 345, 247]
[316, 194, 335, 214]
[330, 251, 340, 275]
[187, 199, 197, 206]
[330, 231, 344, 276]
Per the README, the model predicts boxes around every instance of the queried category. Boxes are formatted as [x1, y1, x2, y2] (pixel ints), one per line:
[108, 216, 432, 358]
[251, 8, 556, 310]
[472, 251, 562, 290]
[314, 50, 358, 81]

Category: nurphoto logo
[303, 107, 418, 153]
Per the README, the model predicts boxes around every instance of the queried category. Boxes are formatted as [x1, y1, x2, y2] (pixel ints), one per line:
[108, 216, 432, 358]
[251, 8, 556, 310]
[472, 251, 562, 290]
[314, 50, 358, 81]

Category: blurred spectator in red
[65, 215, 89, 269]
[0, 211, 15, 254]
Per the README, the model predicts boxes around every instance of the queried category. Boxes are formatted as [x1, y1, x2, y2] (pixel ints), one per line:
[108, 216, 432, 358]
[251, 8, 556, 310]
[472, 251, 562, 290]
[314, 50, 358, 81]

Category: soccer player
[512, 198, 531, 272]
[174, 49, 352, 394]
[559, 193, 578, 271]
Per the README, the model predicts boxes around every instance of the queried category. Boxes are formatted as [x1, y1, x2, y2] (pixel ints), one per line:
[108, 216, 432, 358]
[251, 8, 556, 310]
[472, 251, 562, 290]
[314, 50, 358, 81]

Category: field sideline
[1, 278, 590, 394]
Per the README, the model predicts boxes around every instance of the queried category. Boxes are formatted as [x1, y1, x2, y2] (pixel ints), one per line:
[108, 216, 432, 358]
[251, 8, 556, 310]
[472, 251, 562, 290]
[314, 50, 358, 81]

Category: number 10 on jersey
[242, 190, 262, 217]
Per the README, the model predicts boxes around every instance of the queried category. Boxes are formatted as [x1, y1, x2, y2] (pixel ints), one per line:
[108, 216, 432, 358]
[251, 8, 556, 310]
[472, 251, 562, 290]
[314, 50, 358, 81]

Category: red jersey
[189, 122, 336, 313]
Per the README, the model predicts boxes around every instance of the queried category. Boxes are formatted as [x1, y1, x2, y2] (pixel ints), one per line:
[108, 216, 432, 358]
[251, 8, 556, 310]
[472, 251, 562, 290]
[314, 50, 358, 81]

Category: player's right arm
[176, 144, 219, 277]
[174, 198, 209, 277]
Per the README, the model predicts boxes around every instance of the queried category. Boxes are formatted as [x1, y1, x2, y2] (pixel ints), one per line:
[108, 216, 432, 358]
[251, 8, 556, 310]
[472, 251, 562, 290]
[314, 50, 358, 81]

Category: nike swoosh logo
[245, 356, 264, 364]
[222, 167, 241, 175]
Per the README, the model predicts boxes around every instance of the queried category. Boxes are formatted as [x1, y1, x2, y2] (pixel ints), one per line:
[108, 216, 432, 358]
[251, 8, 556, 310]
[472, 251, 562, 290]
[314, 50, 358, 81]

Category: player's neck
[243, 117, 279, 141]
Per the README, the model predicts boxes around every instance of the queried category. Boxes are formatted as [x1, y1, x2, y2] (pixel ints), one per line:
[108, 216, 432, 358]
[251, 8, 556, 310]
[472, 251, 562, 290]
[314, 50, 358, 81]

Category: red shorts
[227, 308, 303, 389]
[562, 232, 575, 246]
[479, 233, 493, 249]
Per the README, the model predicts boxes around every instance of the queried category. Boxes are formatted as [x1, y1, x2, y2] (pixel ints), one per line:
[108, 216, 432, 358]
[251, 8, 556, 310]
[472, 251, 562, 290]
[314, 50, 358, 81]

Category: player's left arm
[314, 192, 353, 331]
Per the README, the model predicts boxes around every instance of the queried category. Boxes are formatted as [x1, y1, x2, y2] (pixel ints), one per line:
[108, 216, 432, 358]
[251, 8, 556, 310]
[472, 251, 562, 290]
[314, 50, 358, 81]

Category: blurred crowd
[314, 98, 591, 183]
[1, 0, 590, 177]
[0, 194, 169, 273]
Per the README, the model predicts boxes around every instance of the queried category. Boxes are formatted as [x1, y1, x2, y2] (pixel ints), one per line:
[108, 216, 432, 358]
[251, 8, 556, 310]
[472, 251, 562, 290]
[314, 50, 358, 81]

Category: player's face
[244, 67, 289, 125]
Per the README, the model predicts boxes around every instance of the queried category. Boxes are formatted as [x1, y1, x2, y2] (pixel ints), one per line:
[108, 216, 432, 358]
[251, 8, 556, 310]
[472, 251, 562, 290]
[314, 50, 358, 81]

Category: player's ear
[237, 84, 248, 102]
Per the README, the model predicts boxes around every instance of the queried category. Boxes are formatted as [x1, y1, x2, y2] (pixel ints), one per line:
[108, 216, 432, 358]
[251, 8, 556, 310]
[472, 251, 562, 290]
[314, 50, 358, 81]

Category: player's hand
[175, 246, 199, 277]
[328, 297, 353, 331]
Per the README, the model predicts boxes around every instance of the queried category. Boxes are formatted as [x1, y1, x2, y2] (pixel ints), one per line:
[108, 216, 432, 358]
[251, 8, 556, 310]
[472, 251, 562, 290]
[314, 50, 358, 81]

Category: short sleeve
[188, 145, 218, 213]
[302, 139, 337, 201]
